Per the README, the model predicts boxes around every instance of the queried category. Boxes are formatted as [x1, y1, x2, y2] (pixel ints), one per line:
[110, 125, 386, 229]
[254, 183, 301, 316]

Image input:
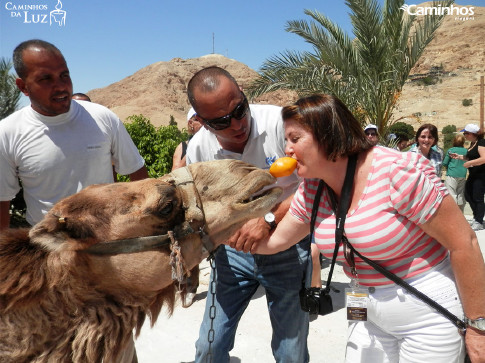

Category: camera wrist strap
[311, 154, 357, 293]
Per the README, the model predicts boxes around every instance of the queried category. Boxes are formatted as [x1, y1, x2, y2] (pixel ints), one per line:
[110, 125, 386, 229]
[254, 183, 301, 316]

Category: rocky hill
[87, 54, 297, 127]
[393, 3, 484, 131]
[88, 4, 484, 131]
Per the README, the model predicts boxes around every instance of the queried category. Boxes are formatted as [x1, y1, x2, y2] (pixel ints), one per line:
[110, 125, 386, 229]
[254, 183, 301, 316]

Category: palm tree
[248, 0, 453, 135]
[0, 57, 21, 120]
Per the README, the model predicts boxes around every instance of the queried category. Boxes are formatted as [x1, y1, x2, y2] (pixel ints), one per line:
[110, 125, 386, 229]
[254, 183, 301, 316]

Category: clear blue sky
[1, 0, 483, 106]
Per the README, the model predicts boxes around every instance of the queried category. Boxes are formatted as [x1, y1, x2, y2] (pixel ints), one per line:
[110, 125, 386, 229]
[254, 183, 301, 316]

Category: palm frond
[0, 57, 21, 120]
[248, 0, 452, 134]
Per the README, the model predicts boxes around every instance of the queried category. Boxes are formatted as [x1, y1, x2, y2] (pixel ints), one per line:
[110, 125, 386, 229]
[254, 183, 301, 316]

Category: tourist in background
[171, 107, 202, 171]
[442, 134, 468, 212]
[395, 134, 410, 151]
[364, 124, 379, 145]
[450, 124, 485, 231]
[72, 92, 91, 102]
[409, 123, 443, 177]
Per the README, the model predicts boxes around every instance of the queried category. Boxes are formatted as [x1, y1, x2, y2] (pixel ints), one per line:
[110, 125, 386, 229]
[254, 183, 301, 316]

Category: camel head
[0, 160, 282, 362]
[181, 159, 282, 246]
[27, 160, 282, 294]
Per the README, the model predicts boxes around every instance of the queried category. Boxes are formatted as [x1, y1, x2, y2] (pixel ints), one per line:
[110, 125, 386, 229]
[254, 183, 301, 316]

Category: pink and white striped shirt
[290, 146, 449, 286]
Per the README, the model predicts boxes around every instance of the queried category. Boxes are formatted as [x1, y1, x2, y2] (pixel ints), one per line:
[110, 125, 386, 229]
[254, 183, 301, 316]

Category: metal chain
[205, 253, 217, 363]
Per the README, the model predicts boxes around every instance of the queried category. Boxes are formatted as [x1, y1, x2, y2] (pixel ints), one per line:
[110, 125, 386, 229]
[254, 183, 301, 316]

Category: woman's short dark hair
[415, 124, 439, 146]
[281, 94, 373, 161]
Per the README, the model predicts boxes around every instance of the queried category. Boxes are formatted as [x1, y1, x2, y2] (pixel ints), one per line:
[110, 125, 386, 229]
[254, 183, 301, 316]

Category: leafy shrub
[442, 125, 456, 134]
[462, 99, 473, 107]
[123, 114, 188, 179]
[388, 122, 415, 140]
[441, 125, 457, 154]
[418, 76, 439, 86]
[443, 133, 455, 154]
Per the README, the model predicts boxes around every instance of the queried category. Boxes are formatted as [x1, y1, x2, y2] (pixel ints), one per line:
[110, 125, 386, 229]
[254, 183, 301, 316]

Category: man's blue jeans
[195, 237, 311, 363]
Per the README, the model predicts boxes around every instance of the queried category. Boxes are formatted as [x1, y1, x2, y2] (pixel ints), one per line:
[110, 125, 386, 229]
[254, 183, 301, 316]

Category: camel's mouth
[237, 171, 283, 208]
[243, 186, 282, 204]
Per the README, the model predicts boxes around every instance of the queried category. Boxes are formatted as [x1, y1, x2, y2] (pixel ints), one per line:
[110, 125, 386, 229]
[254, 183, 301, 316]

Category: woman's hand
[465, 328, 485, 363]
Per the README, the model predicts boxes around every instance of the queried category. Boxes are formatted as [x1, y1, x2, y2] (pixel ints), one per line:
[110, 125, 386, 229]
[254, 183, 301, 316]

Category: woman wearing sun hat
[450, 123, 485, 231]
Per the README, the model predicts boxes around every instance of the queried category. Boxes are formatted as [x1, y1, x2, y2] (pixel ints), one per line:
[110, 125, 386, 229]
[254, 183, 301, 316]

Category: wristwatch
[264, 212, 277, 230]
[464, 316, 485, 331]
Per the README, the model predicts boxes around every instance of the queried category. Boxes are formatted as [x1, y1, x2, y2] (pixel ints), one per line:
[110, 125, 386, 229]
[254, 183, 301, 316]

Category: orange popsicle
[269, 157, 297, 177]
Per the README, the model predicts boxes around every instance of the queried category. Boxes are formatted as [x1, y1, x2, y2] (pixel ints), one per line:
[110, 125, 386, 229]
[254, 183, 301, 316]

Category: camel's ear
[159, 175, 176, 186]
[29, 211, 96, 251]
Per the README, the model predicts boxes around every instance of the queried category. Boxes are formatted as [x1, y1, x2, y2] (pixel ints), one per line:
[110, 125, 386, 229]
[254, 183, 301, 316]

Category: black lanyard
[310, 154, 357, 294]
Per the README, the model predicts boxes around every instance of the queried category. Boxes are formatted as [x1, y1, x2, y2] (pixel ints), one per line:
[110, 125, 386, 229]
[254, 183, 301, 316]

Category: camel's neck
[0, 289, 145, 362]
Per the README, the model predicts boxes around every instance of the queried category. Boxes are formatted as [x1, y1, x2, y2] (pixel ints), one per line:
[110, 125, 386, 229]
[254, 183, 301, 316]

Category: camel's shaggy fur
[0, 160, 282, 362]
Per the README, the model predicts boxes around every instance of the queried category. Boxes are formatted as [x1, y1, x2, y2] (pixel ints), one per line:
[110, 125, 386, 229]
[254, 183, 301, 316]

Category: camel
[0, 159, 282, 363]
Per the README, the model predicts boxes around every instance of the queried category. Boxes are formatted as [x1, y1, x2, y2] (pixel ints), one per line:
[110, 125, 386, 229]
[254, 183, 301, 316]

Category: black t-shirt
[466, 138, 485, 178]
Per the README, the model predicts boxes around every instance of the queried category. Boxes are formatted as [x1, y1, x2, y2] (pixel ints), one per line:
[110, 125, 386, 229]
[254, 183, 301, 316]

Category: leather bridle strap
[82, 222, 196, 256]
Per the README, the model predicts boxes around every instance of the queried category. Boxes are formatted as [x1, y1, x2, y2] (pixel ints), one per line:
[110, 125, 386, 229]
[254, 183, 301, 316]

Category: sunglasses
[463, 132, 470, 135]
[199, 94, 249, 130]
[365, 132, 377, 136]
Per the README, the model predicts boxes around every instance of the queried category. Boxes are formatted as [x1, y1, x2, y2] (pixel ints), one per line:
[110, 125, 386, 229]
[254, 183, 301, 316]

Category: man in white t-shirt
[0, 39, 148, 233]
[186, 66, 310, 363]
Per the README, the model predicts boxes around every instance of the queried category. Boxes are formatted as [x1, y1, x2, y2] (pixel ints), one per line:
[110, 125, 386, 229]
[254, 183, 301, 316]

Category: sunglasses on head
[199, 94, 249, 130]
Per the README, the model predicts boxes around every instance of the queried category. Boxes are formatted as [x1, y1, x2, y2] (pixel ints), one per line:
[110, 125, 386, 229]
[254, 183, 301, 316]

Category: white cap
[187, 107, 196, 121]
[460, 124, 480, 134]
[364, 124, 378, 132]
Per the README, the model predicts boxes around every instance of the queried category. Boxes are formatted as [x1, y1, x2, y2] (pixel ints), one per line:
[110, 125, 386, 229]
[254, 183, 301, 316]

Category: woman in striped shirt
[231, 94, 485, 363]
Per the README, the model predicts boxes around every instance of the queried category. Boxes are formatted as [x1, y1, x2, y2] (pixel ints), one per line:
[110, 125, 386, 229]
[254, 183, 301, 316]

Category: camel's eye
[159, 201, 173, 216]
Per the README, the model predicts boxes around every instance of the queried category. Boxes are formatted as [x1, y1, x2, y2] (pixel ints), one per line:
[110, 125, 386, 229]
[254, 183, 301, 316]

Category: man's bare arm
[128, 166, 149, 181]
[0, 201, 11, 231]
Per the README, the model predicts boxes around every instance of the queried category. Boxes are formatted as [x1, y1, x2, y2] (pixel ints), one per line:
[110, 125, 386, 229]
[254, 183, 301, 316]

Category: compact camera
[299, 287, 333, 316]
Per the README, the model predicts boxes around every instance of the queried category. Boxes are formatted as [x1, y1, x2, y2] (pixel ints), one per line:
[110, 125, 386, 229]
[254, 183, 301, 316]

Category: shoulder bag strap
[311, 155, 358, 294]
[345, 241, 466, 331]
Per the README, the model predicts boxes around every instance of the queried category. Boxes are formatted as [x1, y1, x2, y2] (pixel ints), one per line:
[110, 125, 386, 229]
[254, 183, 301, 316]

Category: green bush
[441, 125, 457, 154]
[123, 114, 188, 179]
[419, 76, 439, 86]
[442, 125, 456, 134]
[443, 133, 455, 154]
[388, 122, 415, 140]
[462, 99, 473, 107]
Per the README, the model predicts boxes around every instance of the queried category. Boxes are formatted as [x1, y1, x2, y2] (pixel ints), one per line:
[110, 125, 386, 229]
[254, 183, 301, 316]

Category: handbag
[299, 154, 357, 315]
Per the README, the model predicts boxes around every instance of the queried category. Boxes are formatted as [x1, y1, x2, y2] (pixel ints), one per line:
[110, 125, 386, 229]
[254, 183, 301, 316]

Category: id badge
[345, 288, 369, 321]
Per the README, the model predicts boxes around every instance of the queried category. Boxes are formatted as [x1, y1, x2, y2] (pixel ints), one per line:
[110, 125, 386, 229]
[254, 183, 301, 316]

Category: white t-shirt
[186, 104, 299, 202]
[0, 100, 145, 225]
